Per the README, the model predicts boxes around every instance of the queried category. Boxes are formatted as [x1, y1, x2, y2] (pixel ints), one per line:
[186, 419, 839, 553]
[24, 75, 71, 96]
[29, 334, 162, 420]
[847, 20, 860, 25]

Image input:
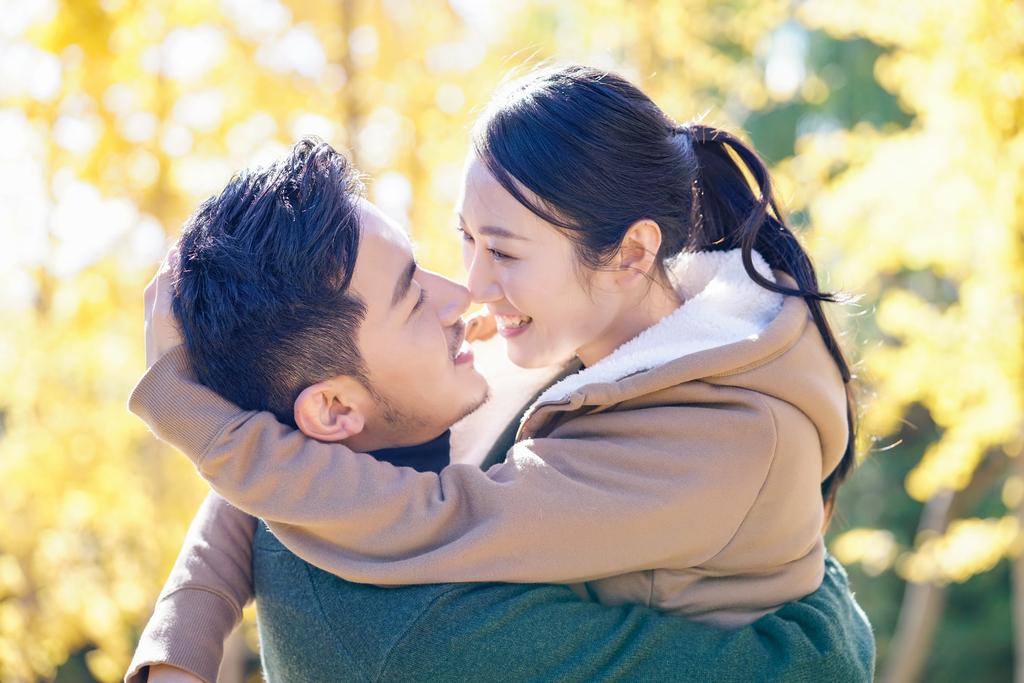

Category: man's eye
[412, 288, 428, 312]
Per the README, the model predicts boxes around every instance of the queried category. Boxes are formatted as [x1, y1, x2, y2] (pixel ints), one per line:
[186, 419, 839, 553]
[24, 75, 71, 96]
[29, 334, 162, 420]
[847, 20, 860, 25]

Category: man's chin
[458, 384, 491, 423]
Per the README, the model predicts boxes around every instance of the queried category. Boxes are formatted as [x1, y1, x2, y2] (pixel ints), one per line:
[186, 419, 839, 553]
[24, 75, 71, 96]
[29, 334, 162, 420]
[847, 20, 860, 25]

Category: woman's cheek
[519, 282, 552, 320]
[498, 266, 529, 310]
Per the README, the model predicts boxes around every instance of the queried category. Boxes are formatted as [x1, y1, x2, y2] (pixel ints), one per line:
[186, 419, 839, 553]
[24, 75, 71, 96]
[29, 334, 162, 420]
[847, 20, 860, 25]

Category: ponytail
[682, 123, 857, 521]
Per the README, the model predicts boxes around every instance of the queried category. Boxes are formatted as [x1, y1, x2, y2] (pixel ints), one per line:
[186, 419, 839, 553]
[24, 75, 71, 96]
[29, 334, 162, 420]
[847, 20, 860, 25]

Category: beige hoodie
[130, 249, 848, 627]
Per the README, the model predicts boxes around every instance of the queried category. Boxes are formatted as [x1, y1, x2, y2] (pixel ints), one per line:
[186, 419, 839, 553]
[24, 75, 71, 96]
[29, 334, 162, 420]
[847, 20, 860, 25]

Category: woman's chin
[503, 336, 574, 370]
[503, 337, 543, 369]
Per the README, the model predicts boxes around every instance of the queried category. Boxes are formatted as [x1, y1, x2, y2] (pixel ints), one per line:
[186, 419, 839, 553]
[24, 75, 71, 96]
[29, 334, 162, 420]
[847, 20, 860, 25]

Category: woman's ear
[294, 378, 367, 442]
[615, 219, 663, 288]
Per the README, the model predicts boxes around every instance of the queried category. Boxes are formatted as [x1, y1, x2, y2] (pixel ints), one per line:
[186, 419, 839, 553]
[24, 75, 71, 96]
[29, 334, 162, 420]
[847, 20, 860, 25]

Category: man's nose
[426, 270, 472, 326]
[465, 255, 501, 304]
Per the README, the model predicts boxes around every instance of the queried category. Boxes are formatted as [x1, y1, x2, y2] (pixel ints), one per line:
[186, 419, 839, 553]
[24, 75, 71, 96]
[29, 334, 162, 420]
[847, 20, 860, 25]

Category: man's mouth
[454, 339, 474, 365]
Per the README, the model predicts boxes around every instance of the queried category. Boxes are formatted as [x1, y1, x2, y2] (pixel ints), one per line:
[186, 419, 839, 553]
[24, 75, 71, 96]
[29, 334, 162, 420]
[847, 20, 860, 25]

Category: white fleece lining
[533, 249, 784, 407]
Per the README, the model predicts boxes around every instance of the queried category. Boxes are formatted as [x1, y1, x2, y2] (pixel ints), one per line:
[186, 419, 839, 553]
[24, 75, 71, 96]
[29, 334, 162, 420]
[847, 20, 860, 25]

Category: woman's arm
[125, 492, 256, 683]
[131, 248, 770, 587]
[130, 348, 773, 587]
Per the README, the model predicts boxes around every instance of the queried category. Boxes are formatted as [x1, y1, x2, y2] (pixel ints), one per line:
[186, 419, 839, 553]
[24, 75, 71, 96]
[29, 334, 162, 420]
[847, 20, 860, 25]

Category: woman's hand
[144, 246, 185, 369]
[464, 311, 497, 343]
[146, 664, 205, 683]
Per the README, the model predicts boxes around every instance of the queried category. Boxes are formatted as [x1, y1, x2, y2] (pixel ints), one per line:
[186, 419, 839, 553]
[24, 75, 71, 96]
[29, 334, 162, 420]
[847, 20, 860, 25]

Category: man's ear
[294, 378, 367, 441]
[614, 219, 663, 288]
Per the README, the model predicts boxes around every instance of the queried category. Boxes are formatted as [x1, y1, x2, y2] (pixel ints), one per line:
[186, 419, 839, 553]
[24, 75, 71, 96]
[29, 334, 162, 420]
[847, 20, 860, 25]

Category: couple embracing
[126, 64, 874, 682]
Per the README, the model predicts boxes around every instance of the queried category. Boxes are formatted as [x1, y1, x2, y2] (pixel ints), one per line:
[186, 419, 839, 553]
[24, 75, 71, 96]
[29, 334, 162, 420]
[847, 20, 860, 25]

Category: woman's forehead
[456, 156, 550, 239]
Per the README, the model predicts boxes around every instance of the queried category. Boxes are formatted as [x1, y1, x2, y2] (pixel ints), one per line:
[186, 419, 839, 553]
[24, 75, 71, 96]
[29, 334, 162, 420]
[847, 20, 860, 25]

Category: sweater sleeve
[125, 491, 256, 683]
[129, 347, 774, 586]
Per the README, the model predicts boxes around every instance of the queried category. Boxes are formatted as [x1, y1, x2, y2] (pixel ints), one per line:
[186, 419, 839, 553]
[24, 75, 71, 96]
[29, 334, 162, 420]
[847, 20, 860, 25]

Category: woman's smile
[493, 313, 533, 337]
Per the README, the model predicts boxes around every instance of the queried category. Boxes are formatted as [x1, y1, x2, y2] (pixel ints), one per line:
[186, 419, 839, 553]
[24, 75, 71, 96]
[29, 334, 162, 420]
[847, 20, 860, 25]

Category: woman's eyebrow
[456, 214, 528, 240]
[477, 225, 528, 240]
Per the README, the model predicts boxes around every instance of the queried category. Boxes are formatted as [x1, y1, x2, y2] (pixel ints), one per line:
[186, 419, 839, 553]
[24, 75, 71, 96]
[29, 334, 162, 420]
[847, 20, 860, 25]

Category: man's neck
[366, 430, 451, 474]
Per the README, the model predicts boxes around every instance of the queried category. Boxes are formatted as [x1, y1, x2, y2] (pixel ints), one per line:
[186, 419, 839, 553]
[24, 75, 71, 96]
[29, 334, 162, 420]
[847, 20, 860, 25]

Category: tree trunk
[880, 452, 1009, 683]
[877, 489, 953, 683]
[1012, 447, 1024, 683]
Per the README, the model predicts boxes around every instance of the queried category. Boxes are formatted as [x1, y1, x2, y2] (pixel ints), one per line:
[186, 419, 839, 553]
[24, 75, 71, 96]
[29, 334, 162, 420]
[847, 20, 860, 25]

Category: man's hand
[144, 246, 185, 369]
[146, 664, 205, 683]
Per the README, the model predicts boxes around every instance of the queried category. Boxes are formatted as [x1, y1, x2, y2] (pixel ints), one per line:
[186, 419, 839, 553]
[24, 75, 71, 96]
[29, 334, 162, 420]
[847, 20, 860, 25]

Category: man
[126, 138, 874, 682]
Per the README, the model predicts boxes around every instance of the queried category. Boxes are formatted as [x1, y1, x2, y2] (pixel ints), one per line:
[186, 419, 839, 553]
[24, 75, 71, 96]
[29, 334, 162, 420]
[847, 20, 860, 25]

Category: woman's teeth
[495, 315, 532, 329]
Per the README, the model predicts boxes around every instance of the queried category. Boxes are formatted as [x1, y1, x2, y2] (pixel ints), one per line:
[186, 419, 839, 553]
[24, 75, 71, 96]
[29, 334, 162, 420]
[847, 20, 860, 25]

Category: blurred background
[0, 0, 1021, 681]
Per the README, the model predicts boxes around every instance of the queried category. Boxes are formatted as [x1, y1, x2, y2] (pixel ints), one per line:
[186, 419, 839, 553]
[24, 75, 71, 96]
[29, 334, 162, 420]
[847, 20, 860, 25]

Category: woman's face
[455, 155, 626, 369]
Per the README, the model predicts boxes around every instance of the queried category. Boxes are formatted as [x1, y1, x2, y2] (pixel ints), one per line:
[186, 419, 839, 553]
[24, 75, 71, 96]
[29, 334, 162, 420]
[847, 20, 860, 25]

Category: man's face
[348, 199, 489, 448]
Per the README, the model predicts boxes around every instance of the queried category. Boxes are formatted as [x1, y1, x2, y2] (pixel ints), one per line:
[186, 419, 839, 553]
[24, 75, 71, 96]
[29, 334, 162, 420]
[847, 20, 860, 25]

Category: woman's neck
[575, 281, 683, 368]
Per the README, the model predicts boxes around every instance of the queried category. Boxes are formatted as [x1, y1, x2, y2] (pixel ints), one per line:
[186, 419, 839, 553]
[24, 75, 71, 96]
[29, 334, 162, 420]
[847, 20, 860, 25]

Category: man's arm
[125, 492, 256, 683]
[391, 555, 874, 683]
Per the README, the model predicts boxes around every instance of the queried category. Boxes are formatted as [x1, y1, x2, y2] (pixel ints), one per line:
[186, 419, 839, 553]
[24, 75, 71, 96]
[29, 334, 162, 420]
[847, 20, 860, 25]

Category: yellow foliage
[831, 527, 901, 576]
[896, 516, 1022, 585]
[1, 0, 798, 678]
[0, 266, 207, 681]
[799, 0, 1024, 507]
[5, 0, 1024, 676]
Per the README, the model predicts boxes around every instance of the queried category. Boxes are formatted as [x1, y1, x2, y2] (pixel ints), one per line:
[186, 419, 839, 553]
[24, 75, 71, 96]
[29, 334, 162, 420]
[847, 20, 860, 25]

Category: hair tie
[669, 124, 698, 156]
[670, 123, 704, 144]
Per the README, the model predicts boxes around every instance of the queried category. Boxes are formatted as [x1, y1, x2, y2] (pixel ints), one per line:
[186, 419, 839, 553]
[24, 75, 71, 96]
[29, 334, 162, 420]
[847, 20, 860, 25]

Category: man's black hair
[173, 136, 368, 428]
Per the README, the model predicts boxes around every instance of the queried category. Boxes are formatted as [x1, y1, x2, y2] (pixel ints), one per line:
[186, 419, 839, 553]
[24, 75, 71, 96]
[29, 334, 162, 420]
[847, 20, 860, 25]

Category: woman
[136, 63, 855, 639]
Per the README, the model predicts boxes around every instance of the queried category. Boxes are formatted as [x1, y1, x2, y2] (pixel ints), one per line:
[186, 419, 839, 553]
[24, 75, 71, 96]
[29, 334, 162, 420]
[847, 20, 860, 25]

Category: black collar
[368, 430, 451, 474]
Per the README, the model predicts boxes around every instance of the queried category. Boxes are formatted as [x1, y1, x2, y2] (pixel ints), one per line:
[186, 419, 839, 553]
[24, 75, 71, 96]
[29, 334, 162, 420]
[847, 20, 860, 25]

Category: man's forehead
[359, 198, 413, 246]
[360, 196, 407, 231]
[351, 200, 416, 310]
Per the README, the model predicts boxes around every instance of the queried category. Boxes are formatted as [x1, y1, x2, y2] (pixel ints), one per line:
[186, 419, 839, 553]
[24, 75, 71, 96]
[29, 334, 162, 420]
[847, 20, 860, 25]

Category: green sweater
[254, 522, 873, 682]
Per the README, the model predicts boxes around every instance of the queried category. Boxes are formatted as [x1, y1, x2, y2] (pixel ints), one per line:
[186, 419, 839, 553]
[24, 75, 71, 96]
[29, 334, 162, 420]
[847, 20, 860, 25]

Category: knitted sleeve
[125, 491, 256, 683]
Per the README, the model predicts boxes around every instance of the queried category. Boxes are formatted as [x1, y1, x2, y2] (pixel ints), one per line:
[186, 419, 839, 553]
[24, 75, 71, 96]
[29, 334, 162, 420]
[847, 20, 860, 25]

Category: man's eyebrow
[391, 258, 417, 310]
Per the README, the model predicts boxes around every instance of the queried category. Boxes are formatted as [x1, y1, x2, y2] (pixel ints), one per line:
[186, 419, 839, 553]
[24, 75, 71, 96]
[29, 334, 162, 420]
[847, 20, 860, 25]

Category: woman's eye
[489, 248, 512, 262]
[457, 225, 512, 262]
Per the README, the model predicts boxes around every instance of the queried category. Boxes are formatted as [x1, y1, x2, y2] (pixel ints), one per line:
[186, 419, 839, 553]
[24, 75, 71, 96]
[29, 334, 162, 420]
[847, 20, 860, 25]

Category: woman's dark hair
[472, 63, 856, 519]
[173, 137, 370, 428]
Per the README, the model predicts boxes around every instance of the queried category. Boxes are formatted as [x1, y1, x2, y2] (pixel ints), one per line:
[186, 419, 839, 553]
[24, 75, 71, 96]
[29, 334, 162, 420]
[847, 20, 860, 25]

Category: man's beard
[447, 319, 466, 363]
[373, 383, 490, 433]
[456, 385, 491, 424]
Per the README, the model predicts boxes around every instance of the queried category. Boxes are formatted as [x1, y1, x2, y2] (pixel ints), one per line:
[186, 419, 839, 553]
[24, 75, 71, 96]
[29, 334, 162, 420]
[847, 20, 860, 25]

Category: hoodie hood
[525, 248, 848, 481]
[534, 249, 784, 406]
